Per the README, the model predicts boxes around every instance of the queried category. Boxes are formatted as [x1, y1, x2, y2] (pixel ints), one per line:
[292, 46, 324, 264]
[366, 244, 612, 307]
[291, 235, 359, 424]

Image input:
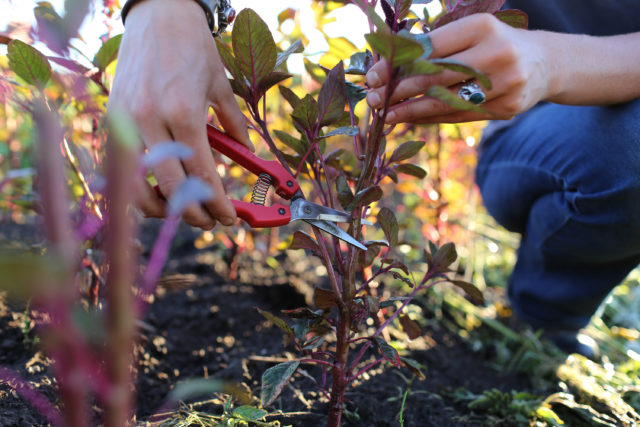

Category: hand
[108, 0, 252, 229]
[365, 14, 552, 124]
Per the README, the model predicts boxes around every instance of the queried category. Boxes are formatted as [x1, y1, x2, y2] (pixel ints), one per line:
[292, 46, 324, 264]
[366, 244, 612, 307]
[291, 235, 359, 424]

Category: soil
[0, 220, 531, 426]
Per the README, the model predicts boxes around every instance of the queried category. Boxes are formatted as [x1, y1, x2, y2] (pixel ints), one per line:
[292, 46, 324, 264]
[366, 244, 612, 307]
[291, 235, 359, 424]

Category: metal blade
[292, 199, 373, 225]
[304, 219, 367, 251]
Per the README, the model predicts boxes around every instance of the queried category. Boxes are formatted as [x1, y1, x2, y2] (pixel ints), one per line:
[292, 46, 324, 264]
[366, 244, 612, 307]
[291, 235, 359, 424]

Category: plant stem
[104, 123, 138, 427]
[327, 311, 351, 427]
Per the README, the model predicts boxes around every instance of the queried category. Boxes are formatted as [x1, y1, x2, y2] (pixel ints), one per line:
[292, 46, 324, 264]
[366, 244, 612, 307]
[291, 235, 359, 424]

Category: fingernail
[204, 222, 216, 231]
[220, 216, 235, 226]
[367, 92, 381, 108]
[367, 71, 381, 87]
[386, 111, 397, 123]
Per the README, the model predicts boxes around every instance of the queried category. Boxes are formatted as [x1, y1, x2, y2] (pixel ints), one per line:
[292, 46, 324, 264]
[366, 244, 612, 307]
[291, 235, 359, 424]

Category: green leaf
[261, 361, 300, 406]
[275, 39, 304, 69]
[168, 379, 249, 404]
[288, 230, 320, 253]
[320, 126, 359, 139]
[434, 0, 507, 29]
[401, 60, 442, 78]
[217, 39, 250, 99]
[232, 9, 277, 88]
[395, 0, 413, 19]
[351, 186, 383, 209]
[364, 31, 424, 67]
[346, 81, 367, 109]
[232, 406, 268, 421]
[494, 9, 529, 29]
[377, 207, 399, 247]
[394, 163, 427, 179]
[317, 62, 347, 127]
[431, 58, 492, 89]
[7, 40, 51, 88]
[291, 94, 318, 131]
[336, 174, 354, 209]
[400, 357, 426, 381]
[375, 338, 402, 367]
[93, 34, 122, 70]
[345, 50, 374, 75]
[425, 85, 487, 113]
[398, 31, 433, 59]
[278, 85, 301, 110]
[257, 307, 295, 336]
[390, 140, 425, 163]
[449, 280, 484, 304]
[274, 130, 306, 156]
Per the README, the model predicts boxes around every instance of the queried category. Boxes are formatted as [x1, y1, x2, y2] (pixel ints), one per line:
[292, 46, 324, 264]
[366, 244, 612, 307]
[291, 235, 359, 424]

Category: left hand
[365, 13, 552, 124]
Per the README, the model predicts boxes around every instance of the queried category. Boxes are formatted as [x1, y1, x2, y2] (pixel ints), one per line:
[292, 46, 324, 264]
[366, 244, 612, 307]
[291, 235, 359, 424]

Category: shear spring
[251, 173, 272, 206]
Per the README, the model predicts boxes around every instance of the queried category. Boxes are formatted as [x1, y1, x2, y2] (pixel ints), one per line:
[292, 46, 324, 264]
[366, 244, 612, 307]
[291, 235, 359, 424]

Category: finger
[366, 59, 390, 88]
[209, 68, 254, 152]
[134, 177, 166, 218]
[428, 13, 498, 58]
[144, 122, 216, 229]
[168, 115, 237, 227]
[387, 94, 507, 124]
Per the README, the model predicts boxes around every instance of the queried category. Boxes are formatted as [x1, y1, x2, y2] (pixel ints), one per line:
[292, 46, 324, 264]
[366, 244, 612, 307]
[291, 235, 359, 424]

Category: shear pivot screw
[303, 206, 312, 214]
[278, 208, 286, 215]
[286, 181, 294, 187]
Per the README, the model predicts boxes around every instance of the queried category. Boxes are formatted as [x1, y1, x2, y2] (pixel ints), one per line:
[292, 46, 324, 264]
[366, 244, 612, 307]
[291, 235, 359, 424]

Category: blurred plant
[212, 1, 530, 425]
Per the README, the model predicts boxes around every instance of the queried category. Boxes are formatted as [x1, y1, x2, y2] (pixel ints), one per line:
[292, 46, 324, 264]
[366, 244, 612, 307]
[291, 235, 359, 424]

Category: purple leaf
[142, 142, 194, 168]
[377, 207, 399, 247]
[434, 0, 507, 29]
[232, 9, 277, 89]
[167, 177, 214, 217]
[289, 230, 320, 253]
[317, 62, 347, 127]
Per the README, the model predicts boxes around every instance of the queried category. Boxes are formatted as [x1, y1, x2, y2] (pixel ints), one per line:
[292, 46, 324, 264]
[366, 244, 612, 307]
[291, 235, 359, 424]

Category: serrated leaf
[232, 9, 277, 88]
[275, 39, 304, 69]
[257, 307, 295, 336]
[319, 126, 359, 139]
[494, 9, 529, 29]
[317, 62, 347, 127]
[425, 85, 487, 113]
[336, 174, 354, 209]
[261, 361, 300, 406]
[450, 280, 484, 304]
[7, 40, 51, 88]
[399, 315, 422, 340]
[434, 0, 507, 28]
[142, 142, 194, 168]
[351, 186, 383, 209]
[390, 140, 425, 163]
[365, 31, 424, 67]
[394, 163, 427, 179]
[93, 34, 122, 70]
[345, 50, 374, 75]
[431, 58, 491, 90]
[291, 94, 318, 131]
[289, 230, 320, 253]
[400, 357, 426, 381]
[314, 288, 339, 310]
[232, 406, 268, 421]
[167, 177, 214, 216]
[377, 207, 398, 247]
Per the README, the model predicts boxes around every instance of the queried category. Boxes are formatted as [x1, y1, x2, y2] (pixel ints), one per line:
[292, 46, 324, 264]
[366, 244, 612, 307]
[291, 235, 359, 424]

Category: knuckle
[472, 13, 499, 35]
[130, 98, 155, 122]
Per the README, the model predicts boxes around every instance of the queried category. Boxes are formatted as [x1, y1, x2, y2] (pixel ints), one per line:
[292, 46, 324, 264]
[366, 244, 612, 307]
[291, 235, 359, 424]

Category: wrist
[123, 0, 215, 31]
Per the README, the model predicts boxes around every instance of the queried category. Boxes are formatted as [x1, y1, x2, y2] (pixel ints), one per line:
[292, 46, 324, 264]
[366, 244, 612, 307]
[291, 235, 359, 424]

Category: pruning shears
[165, 125, 371, 250]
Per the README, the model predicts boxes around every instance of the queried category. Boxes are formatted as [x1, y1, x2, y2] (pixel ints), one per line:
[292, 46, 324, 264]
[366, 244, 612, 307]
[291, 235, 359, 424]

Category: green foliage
[261, 361, 300, 406]
[7, 40, 51, 88]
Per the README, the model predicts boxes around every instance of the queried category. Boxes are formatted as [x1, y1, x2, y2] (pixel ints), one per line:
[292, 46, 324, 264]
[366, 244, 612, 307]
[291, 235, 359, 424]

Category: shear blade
[304, 219, 367, 251]
[291, 199, 373, 225]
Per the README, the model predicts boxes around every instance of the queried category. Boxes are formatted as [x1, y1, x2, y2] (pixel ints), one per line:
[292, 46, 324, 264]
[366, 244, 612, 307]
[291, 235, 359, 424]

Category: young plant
[214, 1, 527, 425]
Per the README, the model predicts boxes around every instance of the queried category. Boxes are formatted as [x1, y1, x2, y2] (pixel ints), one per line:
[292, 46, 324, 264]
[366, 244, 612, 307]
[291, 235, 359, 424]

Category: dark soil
[0, 220, 531, 426]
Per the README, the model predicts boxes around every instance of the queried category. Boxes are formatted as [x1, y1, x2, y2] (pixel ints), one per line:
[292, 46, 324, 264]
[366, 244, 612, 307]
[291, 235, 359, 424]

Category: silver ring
[458, 82, 486, 105]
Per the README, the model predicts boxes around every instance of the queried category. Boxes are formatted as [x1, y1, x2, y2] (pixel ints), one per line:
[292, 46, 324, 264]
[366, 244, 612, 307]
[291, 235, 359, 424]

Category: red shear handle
[207, 125, 300, 199]
[232, 200, 291, 228]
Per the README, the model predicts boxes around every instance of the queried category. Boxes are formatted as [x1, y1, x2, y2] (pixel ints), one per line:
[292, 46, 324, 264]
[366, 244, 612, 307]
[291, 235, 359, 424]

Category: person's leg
[476, 99, 640, 331]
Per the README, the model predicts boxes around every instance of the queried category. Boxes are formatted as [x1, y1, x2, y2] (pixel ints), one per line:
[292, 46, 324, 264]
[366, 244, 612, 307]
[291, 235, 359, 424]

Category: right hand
[108, 0, 253, 229]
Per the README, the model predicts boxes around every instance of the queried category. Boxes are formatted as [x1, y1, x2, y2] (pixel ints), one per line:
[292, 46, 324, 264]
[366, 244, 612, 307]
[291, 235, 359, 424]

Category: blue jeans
[476, 100, 640, 331]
